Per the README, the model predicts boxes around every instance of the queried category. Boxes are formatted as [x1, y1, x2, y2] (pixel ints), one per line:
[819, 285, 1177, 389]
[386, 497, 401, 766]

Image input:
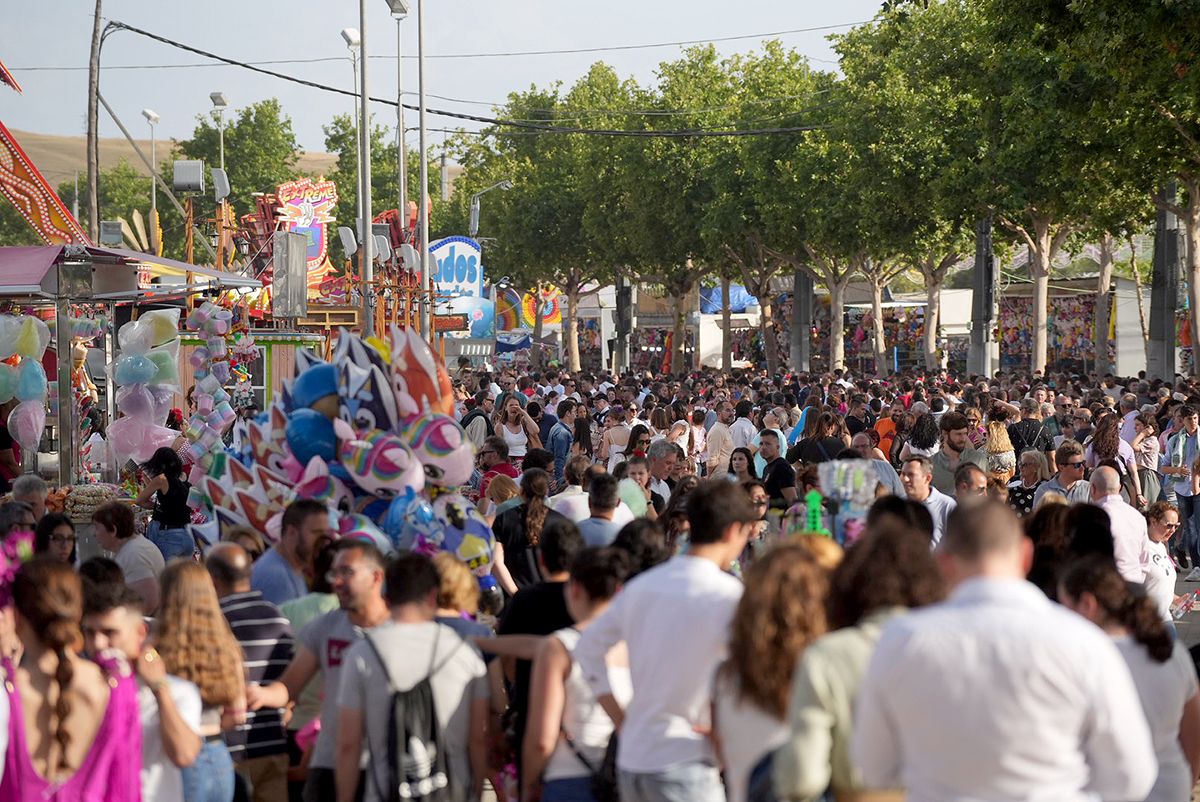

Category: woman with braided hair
[1060, 555, 1200, 802]
[491, 468, 570, 595]
[2, 558, 141, 800]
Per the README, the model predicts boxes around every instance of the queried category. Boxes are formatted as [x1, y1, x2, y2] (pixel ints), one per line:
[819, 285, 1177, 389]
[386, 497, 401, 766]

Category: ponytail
[52, 642, 74, 769]
[521, 468, 551, 547]
[1061, 556, 1173, 663]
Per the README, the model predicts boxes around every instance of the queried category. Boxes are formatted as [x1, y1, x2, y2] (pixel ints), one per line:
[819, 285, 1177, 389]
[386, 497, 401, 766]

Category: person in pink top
[2, 558, 141, 801]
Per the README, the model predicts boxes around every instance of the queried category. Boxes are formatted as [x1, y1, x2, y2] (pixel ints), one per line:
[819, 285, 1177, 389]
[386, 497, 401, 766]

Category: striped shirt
[219, 590, 295, 761]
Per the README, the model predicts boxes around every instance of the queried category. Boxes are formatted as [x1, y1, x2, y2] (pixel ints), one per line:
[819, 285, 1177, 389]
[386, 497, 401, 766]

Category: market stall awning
[0, 245, 261, 299]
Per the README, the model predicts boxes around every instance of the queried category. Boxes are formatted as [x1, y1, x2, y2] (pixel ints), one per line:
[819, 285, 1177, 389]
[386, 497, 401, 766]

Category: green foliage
[177, 99, 300, 214]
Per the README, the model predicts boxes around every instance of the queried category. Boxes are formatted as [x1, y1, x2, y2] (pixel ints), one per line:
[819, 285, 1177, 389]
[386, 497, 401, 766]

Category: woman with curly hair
[712, 542, 831, 802]
[491, 469, 570, 595]
[1059, 555, 1200, 802]
[898, 412, 940, 462]
[2, 559, 141, 799]
[155, 560, 247, 802]
[774, 521, 945, 802]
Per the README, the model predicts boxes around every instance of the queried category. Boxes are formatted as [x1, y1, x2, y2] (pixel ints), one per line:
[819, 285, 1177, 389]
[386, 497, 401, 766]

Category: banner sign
[429, 236, 493, 338]
[433, 313, 470, 333]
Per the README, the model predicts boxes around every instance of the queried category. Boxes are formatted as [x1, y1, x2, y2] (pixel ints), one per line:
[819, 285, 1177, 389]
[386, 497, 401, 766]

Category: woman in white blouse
[1060, 556, 1200, 802]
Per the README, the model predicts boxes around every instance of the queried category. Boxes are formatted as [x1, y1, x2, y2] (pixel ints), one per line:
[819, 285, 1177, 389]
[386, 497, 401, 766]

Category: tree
[178, 99, 300, 215]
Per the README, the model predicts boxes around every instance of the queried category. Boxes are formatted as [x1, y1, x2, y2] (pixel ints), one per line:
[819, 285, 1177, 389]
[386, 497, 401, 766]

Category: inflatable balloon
[15, 359, 47, 402]
[291, 456, 353, 511]
[292, 362, 339, 418]
[429, 492, 495, 584]
[0, 363, 15, 404]
[404, 413, 474, 488]
[380, 489, 436, 552]
[13, 317, 50, 360]
[337, 513, 396, 556]
[285, 408, 336, 465]
[7, 400, 44, 452]
[114, 354, 158, 385]
[338, 361, 398, 434]
[389, 325, 454, 417]
[334, 420, 425, 498]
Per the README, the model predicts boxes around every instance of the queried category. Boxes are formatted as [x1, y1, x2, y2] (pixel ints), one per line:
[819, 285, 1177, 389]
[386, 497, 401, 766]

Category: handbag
[560, 727, 619, 802]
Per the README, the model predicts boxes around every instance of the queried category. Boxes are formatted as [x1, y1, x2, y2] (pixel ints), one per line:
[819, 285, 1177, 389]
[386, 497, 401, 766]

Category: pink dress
[0, 654, 142, 802]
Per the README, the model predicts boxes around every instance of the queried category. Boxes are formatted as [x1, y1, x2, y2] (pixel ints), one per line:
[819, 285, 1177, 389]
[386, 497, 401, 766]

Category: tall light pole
[352, 5, 375, 337]
[417, 0, 432, 340]
[209, 92, 228, 170]
[141, 109, 159, 214]
[386, 0, 410, 224]
[469, 180, 513, 237]
[341, 28, 363, 240]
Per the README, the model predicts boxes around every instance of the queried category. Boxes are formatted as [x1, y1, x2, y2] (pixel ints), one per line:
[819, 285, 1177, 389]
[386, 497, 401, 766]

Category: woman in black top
[491, 468, 568, 595]
[790, 412, 848, 465]
[137, 446, 194, 561]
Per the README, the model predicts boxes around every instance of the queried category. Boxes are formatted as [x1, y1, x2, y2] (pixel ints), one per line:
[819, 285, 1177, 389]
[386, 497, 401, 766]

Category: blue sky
[2, 1, 880, 153]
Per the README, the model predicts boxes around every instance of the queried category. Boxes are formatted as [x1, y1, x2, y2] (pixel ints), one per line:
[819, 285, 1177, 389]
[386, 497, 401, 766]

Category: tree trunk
[761, 296, 780, 375]
[924, 273, 942, 372]
[1183, 175, 1200, 377]
[671, 282, 691, 375]
[829, 276, 848, 372]
[1094, 232, 1115, 375]
[531, 284, 545, 370]
[1032, 267, 1050, 375]
[721, 274, 732, 370]
[565, 284, 581, 372]
[86, 0, 103, 240]
[870, 279, 888, 378]
[1129, 235, 1150, 366]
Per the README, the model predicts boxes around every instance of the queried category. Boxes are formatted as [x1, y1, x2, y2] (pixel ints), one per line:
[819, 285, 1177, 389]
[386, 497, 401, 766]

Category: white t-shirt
[1115, 638, 1199, 802]
[116, 535, 165, 584]
[140, 675, 203, 802]
[713, 670, 789, 802]
[1144, 540, 1177, 621]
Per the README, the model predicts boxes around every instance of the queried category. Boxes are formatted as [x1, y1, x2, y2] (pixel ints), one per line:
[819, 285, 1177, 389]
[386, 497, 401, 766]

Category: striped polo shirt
[219, 590, 295, 761]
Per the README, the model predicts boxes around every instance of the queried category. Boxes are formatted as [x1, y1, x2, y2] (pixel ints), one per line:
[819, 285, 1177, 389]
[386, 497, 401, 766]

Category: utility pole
[1149, 183, 1181, 381]
[356, 1, 375, 337]
[86, 0, 103, 240]
[968, 217, 997, 377]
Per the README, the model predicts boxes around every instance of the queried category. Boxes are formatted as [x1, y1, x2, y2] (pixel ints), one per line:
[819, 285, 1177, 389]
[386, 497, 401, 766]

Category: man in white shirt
[899, 456, 956, 546]
[646, 440, 678, 504]
[729, 400, 757, 450]
[705, 401, 736, 476]
[853, 500, 1157, 802]
[1118, 393, 1141, 444]
[1091, 465, 1151, 584]
[576, 480, 757, 802]
[82, 582, 202, 802]
[549, 460, 635, 525]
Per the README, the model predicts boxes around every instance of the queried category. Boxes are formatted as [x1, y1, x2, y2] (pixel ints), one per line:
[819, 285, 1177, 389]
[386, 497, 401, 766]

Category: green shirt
[278, 592, 339, 731]
[931, 446, 987, 496]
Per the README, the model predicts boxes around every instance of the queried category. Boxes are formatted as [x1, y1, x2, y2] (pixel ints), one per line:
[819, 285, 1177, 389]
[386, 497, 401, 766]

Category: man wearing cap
[460, 392, 495, 449]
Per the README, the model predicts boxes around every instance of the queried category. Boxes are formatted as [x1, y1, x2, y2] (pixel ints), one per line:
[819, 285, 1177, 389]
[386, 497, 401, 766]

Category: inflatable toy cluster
[193, 325, 497, 597]
[0, 315, 52, 453]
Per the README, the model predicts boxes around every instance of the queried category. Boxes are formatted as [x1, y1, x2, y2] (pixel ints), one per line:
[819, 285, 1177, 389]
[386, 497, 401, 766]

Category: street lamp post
[209, 92, 228, 170]
[351, 5, 375, 337]
[386, 0, 410, 226]
[468, 180, 513, 237]
[417, 0, 431, 340]
[341, 28, 363, 240]
[141, 109, 159, 215]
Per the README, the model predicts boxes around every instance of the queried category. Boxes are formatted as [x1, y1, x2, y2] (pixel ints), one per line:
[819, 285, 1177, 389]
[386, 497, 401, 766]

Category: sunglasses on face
[1064, 461, 1086, 468]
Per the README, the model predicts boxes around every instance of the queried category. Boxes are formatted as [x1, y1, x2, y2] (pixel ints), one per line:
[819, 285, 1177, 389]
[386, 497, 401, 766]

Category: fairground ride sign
[276, 178, 338, 298]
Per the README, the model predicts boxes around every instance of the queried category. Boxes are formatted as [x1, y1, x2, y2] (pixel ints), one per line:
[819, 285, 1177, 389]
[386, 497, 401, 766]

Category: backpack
[363, 628, 456, 802]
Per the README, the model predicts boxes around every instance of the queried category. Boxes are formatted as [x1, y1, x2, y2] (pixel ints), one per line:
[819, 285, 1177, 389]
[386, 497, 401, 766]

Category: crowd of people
[0, 362, 1199, 802]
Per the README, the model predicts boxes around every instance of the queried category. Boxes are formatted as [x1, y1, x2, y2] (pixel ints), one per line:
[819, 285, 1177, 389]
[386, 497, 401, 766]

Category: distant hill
[8, 128, 339, 187]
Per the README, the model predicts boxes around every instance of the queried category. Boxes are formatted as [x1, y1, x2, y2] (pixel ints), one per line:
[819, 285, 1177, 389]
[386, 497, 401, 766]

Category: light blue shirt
[1174, 431, 1198, 498]
[250, 546, 308, 606]
[577, 516, 623, 547]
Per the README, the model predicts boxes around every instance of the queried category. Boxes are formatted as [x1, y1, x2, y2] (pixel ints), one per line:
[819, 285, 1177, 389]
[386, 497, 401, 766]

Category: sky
[2, 0, 881, 157]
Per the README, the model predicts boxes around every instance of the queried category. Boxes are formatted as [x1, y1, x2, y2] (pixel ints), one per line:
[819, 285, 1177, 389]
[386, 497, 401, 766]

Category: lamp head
[385, 0, 410, 18]
[499, 180, 514, 190]
[141, 109, 160, 125]
[341, 28, 361, 48]
[210, 92, 228, 110]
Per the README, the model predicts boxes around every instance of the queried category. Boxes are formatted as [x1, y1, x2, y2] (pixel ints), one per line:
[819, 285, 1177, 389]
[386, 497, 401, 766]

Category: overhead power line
[98, 22, 832, 138]
[15, 19, 858, 70]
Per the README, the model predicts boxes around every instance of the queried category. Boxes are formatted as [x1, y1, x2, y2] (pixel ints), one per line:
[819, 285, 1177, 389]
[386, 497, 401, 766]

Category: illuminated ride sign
[276, 178, 338, 299]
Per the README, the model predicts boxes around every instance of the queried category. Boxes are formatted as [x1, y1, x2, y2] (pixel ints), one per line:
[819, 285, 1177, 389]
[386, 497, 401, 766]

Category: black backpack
[363, 628, 456, 802]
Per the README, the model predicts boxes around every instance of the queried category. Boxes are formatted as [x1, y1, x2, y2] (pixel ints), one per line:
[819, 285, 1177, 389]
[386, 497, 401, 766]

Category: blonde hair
[485, 474, 519, 505]
[795, 535, 844, 572]
[433, 552, 480, 615]
[986, 420, 1014, 454]
[155, 560, 245, 707]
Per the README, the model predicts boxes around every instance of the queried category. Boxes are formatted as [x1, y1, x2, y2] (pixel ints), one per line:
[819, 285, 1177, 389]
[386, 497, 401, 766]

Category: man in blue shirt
[547, 399, 577, 488]
[251, 499, 333, 605]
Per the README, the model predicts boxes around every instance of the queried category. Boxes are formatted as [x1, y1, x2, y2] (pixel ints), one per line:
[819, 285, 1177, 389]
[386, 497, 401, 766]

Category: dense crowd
[0, 362, 1199, 802]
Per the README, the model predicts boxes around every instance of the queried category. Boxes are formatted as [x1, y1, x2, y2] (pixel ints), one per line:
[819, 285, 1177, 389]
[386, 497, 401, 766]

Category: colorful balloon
[334, 420, 425, 498]
[404, 413, 474, 489]
[285, 408, 336, 465]
[292, 362, 339, 413]
[380, 490, 436, 552]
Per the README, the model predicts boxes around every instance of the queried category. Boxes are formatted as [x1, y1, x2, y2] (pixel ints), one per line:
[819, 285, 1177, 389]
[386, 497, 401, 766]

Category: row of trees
[443, 0, 1200, 376]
